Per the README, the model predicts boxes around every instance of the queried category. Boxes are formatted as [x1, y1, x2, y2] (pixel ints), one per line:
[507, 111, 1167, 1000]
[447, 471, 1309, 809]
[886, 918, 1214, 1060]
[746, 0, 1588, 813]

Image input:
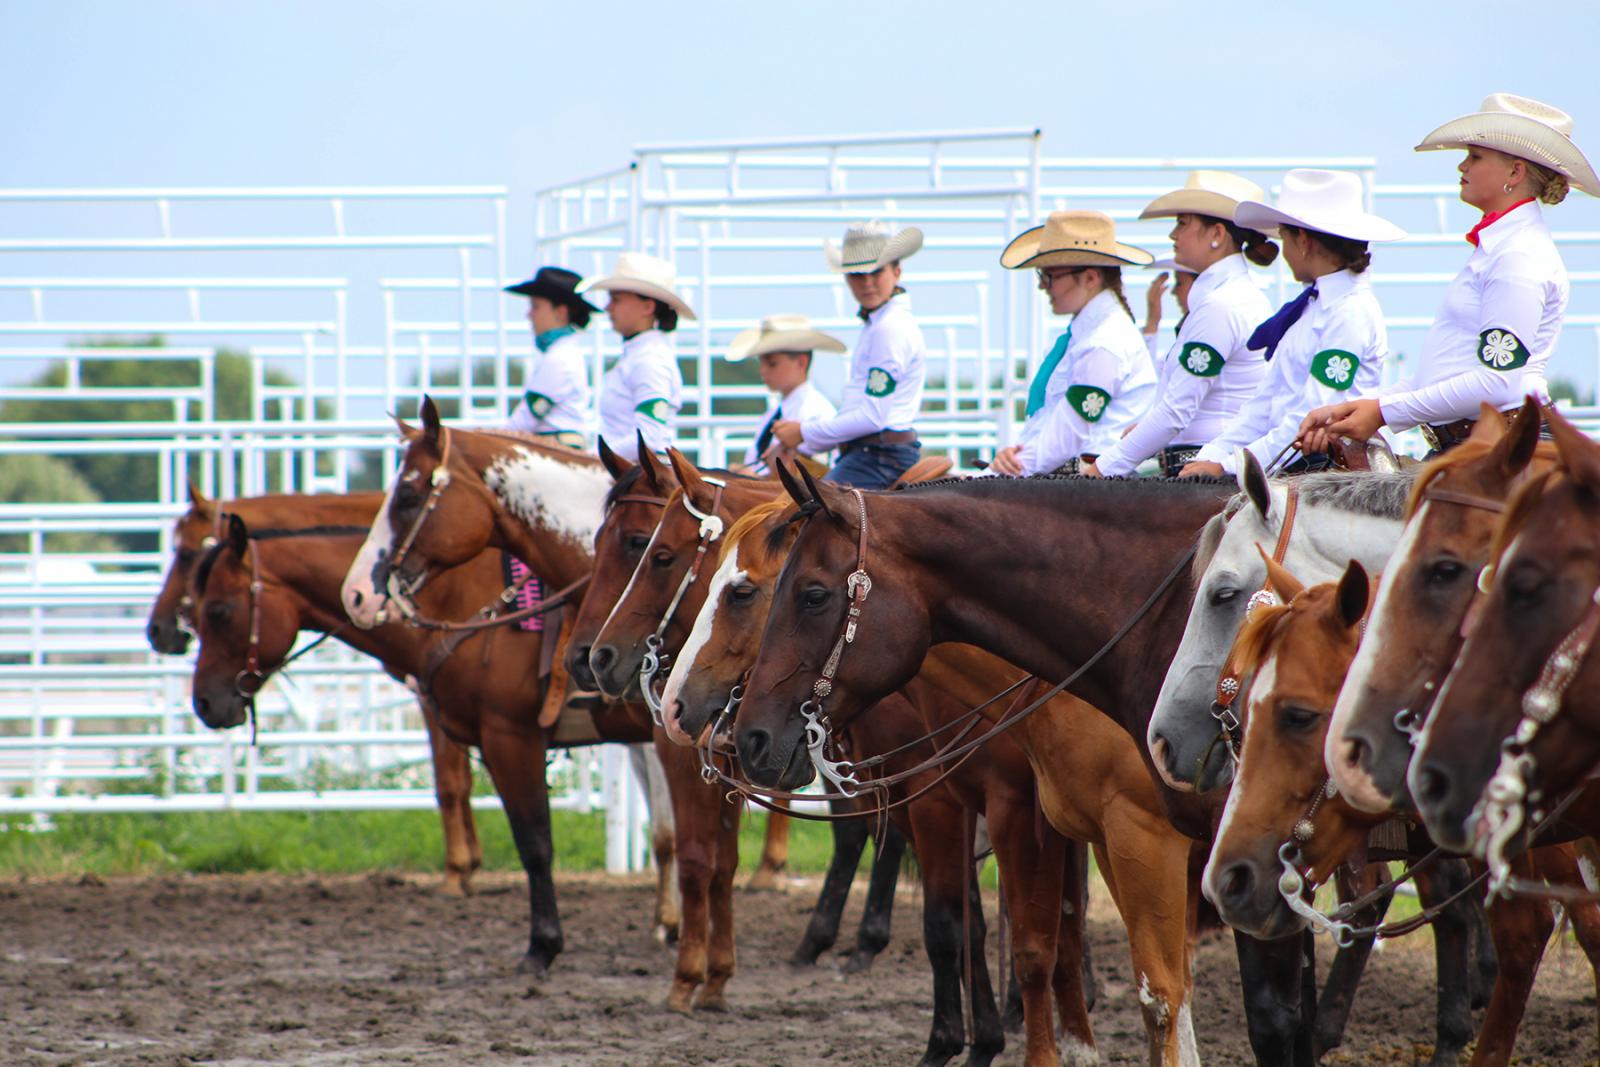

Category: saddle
[889, 456, 954, 486]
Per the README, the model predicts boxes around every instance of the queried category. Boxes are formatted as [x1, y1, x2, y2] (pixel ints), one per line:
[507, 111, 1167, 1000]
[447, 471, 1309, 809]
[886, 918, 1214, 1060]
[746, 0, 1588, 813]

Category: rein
[640, 480, 727, 725]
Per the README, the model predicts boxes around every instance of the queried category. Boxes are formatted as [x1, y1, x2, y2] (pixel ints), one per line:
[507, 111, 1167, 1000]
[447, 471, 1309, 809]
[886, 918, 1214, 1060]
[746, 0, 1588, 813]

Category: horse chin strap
[639, 479, 726, 726]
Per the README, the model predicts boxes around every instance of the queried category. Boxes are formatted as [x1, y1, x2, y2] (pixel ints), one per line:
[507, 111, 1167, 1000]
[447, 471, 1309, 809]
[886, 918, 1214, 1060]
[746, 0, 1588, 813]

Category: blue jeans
[824, 442, 921, 490]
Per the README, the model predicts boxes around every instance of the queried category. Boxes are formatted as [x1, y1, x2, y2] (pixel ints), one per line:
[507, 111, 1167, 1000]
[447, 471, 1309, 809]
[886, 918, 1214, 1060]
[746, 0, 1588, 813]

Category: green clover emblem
[1309, 350, 1359, 391]
[1478, 329, 1529, 371]
[1180, 342, 1223, 377]
[635, 398, 672, 424]
[865, 367, 897, 397]
[525, 391, 555, 418]
[1066, 384, 1112, 423]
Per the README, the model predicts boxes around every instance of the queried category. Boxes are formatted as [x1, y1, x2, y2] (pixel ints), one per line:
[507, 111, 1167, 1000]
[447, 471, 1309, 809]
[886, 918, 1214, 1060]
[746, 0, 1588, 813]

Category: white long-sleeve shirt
[800, 296, 926, 451]
[598, 329, 683, 460]
[1379, 200, 1567, 430]
[743, 381, 839, 473]
[505, 328, 595, 439]
[1016, 289, 1156, 475]
[1093, 254, 1270, 476]
[1195, 268, 1387, 475]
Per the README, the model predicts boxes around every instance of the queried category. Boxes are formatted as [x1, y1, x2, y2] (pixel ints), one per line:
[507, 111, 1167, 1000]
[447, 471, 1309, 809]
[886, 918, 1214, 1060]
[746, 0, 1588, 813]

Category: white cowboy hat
[1415, 92, 1598, 197]
[1139, 170, 1267, 222]
[726, 314, 847, 362]
[578, 252, 698, 320]
[1149, 256, 1202, 276]
[1000, 210, 1154, 270]
[823, 219, 924, 273]
[1233, 169, 1407, 243]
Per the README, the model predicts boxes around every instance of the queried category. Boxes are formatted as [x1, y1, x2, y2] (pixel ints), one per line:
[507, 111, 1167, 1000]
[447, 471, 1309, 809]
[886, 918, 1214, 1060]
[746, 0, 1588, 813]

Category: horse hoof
[691, 990, 729, 1013]
[515, 953, 550, 981]
[653, 922, 679, 946]
[440, 875, 471, 898]
[665, 985, 696, 1015]
[746, 865, 786, 891]
[840, 950, 876, 976]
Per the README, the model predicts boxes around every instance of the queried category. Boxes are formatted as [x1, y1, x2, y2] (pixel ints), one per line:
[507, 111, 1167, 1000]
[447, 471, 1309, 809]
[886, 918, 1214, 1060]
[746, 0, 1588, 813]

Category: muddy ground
[1, 870, 1596, 1066]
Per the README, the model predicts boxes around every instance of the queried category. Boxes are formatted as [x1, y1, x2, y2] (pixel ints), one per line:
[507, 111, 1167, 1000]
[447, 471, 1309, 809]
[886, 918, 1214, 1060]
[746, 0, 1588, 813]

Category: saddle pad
[501, 553, 545, 632]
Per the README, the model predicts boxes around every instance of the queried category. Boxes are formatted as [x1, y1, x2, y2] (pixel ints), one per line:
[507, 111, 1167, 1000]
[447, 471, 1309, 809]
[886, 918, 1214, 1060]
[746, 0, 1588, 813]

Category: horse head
[147, 480, 221, 655]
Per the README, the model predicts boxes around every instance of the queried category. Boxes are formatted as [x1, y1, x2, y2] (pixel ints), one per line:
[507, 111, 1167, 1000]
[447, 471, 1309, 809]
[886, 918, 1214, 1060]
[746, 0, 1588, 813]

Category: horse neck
[471, 443, 607, 585]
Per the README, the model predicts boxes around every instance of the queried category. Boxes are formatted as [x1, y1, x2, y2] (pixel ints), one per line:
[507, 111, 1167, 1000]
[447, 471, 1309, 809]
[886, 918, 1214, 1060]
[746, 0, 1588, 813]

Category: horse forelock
[1229, 584, 1345, 688]
[721, 499, 797, 575]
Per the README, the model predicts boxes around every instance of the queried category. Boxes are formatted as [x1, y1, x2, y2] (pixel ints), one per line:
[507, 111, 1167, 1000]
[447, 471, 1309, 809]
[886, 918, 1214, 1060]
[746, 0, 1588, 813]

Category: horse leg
[477, 724, 562, 978]
[790, 807, 871, 966]
[656, 734, 715, 1014]
[1465, 853, 1554, 1067]
[1235, 932, 1311, 1067]
[1414, 857, 1479, 1067]
[844, 819, 907, 974]
[628, 743, 680, 944]
[989, 796, 1069, 1067]
[692, 778, 743, 1013]
[1051, 838, 1097, 1067]
[1312, 862, 1392, 1059]
[419, 694, 480, 896]
[749, 798, 791, 891]
[1556, 842, 1600, 1065]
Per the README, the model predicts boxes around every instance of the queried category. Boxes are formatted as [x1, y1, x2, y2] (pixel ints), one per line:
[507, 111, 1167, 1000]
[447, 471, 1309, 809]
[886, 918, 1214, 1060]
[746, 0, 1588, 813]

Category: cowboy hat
[1149, 256, 1202, 276]
[1233, 169, 1407, 243]
[1000, 211, 1154, 270]
[823, 219, 924, 273]
[578, 252, 698, 320]
[1415, 92, 1598, 197]
[1139, 170, 1267, 221]
[726, 314, 847, 362]
[503, 265, 601, 313]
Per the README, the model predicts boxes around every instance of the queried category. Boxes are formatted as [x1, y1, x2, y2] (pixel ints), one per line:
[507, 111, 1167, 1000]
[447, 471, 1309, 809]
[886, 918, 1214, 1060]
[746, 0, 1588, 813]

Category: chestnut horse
[147, 486, 483, 896]
[1208, 556, 1600, 1066]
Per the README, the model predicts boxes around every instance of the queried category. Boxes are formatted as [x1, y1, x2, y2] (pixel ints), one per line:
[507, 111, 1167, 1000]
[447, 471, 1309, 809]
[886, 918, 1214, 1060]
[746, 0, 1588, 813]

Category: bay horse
[1207, 556, 1600, 1066]
[725, 467, 1389, 1067]
[1412, 408, 1600, 854]
[573, 446, 910, 977]
[147, 485, 483, 897]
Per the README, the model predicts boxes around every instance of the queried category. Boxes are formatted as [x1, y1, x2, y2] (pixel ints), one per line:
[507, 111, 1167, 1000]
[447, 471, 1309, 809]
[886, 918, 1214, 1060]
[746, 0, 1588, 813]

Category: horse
[1146, 457, 1411, 794]
[573, 446, 911, 976]
[146, 485, 483, 897]
[1206, 555, 1600, 1066]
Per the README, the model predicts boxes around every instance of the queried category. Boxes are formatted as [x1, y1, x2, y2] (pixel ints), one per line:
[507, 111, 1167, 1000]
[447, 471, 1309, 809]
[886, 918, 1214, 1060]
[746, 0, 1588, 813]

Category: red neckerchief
[1465, 198, 1534, 247]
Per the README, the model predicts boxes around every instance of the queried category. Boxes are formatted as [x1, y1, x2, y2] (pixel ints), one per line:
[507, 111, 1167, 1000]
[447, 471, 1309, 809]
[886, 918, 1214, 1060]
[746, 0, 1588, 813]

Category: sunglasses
[1036, 267, 1087, 288]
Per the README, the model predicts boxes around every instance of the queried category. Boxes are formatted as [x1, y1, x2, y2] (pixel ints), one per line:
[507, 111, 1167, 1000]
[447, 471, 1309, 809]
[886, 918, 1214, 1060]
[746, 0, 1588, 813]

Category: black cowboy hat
[504, 266, 600, 314]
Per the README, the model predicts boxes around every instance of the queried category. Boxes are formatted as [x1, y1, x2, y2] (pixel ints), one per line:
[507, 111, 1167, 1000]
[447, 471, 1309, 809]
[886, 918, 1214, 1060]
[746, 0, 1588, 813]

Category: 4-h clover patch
[865, 367, 897, 397]
[1180, 342, 1223, 377]
[1066, 384, 1112, 423]
[1309, 350, 1359, 391]
[635, 398, 673, 424]
[1478, 328, 1530, 371]
[525, 391, 555, 418]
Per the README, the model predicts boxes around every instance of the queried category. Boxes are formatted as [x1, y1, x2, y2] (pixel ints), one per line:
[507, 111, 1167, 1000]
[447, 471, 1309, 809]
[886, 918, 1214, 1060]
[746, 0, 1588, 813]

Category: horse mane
[1228, 583, 1341, 682]
[194, 525, 370, 595]
[896, 472, 1236, 494]
[721, 498, 798, 573]
[1287, 470, 1417, 519]
[193, 540, 229, 596]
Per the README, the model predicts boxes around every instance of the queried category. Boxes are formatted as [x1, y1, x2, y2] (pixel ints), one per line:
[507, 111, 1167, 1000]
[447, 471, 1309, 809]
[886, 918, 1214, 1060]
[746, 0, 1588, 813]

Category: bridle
[379, 426, 456, 623]
[638, 479, 726, 724]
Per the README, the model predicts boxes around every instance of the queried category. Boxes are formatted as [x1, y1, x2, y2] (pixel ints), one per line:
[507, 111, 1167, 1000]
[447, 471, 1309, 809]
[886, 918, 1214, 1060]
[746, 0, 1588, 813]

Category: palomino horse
[725, 468, 1386, 1067]
[146, 486, 482, 897]
[1207, 556, 1600, 1066]
[1412, 408, 1600, 855]
[1147, 459, 1411, 794]
[180, 499, 667, 978]
[1327, 399, 1550, 814]
[574, 446, 910, 975]
[335, 402, 787, 1012]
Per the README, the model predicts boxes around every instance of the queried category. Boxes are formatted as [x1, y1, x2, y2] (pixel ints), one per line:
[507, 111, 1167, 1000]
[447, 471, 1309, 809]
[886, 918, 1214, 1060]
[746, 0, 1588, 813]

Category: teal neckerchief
[535, 325, 576, 353]
[1026, 327, 1071, 418]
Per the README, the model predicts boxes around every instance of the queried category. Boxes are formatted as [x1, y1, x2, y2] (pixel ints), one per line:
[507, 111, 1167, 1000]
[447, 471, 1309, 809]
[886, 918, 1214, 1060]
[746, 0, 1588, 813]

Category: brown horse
[146, 486, 484, 897]
[1413, 408, 1600, 853]
[681, 492, 1194, 1066]
[1208, 556, 1600, 1066]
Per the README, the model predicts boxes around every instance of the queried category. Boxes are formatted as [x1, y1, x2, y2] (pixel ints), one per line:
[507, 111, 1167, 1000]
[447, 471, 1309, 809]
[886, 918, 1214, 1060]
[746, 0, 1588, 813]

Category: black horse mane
[193, 525, 371, 595]
[895, 471, 1236, 494]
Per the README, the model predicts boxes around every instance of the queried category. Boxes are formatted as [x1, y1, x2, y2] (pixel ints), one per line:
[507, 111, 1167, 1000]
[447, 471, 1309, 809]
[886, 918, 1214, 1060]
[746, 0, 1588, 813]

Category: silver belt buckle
[1419, 424, 1443, 453]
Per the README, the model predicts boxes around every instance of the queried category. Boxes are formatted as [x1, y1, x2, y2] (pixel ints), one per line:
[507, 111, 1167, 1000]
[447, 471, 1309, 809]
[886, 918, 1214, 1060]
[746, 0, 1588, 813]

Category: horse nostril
[1339, 737, 1367, 772]
[589, 645, 617, 676]
[1414, 764, 1452, 806]
[1218, 861, 1256, 907]
[350, 590, 364, 608]
[738, 727, 771, 770]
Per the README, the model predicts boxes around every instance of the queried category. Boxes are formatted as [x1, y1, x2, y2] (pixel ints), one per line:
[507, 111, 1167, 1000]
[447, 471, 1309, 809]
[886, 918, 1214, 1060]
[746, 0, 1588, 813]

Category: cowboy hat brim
[504, 277, 602, 313]
[823, 227, 924, 273]
[1233, 200, 1407, 243]
[1416, 114, 1600, 197]
[1138, 190, 1255, 221]
[726, 328, 847, 362]
[1000, 224, 1155, 270]
[578, 277, 698, 321]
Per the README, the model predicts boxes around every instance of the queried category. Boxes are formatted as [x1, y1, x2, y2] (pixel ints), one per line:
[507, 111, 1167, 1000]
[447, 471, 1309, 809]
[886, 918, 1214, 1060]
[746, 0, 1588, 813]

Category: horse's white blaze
[1326, 500, 1433, 795]
[660, 551, 746, 713]
[484, 447, 609, 549]
[1202, 654, 1277, 908]
[342, 468, 403, 629]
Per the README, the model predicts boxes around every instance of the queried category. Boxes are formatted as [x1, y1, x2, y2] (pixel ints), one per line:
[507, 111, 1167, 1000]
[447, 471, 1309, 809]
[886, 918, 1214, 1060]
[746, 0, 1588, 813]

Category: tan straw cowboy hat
[578, 252, 698, 320]
[1415, 92, 1598, 197]
[1000, 210, 1154, 270]
[823, 219, 924, 273]
[1139, 170, 1267, 221]
[725, 314, 847, 362]
[1233, 169, 1407, 243]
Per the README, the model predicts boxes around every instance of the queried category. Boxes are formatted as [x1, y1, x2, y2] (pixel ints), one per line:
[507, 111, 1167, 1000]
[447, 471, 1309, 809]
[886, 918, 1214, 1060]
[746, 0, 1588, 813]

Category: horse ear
[597, 437, 634, 483]
[1496, 395, 1543, 478]
[775, 458, 807, 509]
[226, 513, 250, 560]
[1257, 543, 1304, 603]
[1549, 407, 1600, 492]
[187, 479, 209, 510]
[797, 462, 838, 521]
[636, 445, 670, 496]
[1336, 560, 1370, 631]
[392, 413, 418, 439]
[1467, 403, 1507, 446]
[666, 448, 709, 507]
[1238, 450, 1272, 524]
[419, 395, 443, 451]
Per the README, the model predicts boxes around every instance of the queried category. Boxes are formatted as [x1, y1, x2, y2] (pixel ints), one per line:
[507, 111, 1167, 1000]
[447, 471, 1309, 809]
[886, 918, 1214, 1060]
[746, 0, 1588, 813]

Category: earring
[1503, 182, 1514, 193]
[1209, 241, 1219, 249]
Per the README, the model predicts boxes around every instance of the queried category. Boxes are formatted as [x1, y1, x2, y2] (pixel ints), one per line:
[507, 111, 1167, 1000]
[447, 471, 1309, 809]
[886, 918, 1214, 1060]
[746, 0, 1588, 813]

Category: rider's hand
[1143, 272, 1169, 334]
[989, 445, 1024, 476]
[1298, 399, 1384, 454]
[1078, 460, 1104, 478]
[771, 420, 805, 449]
[1179, 461, 1225, 479]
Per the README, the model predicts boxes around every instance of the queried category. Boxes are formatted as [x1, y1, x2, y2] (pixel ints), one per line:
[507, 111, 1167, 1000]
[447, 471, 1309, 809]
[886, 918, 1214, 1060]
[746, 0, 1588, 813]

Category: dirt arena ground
[2, 870, 1596, 1066]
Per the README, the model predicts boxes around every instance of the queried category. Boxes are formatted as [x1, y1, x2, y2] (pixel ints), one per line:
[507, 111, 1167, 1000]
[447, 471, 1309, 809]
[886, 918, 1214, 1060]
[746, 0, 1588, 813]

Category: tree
[0, 455, 116, 554]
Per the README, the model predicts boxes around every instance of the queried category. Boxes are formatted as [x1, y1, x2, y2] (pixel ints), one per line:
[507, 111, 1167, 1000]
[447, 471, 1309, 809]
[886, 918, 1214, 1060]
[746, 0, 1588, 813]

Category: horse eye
[176, 547, 197, 566]
[651, 550, 676, 569]
[1506, 570, 1546, 608]
[394, 484, 422, 511]
[626, 534, 652, 553]
[205, 601, 232, 626]
[1279, 705, 1321, 733]
[729, 583, 758, 605]
[1210, 587, 1239, 607]
[1426, 559, 1465, 586]
[803, 587, 830, 609]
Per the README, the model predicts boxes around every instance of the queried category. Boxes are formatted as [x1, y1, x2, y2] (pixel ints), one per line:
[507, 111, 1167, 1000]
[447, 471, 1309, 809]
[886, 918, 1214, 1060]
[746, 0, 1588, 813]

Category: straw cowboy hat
[1415, 92, 1598, 197]
[1233, 169, 1407, 243]
[578, 252, 698, 320]
[1000, 210, 1154, 270]
[726, 314, 847, 362]
[1139, 170, 1267, 221]
[503, 266, 600, 314]
[823, 219, 924, 273]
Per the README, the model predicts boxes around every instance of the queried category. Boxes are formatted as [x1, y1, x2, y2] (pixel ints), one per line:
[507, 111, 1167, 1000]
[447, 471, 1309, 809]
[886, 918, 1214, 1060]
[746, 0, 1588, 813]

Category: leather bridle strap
[385, 425, 455, 594]
[640, 481, 727, 722]
[1420, 487, 1506, 514]
[401, 573, 591, 634]
[811, 488, 872, 704]
[1212, 484, 1300, 746]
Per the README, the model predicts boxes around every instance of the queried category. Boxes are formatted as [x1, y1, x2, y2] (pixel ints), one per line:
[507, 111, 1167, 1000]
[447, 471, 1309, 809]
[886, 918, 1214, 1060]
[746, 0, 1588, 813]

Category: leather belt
[1419, 418, 1476, 455]
[1158, 445, 1202, 478]
[839, 430, 918, 455]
